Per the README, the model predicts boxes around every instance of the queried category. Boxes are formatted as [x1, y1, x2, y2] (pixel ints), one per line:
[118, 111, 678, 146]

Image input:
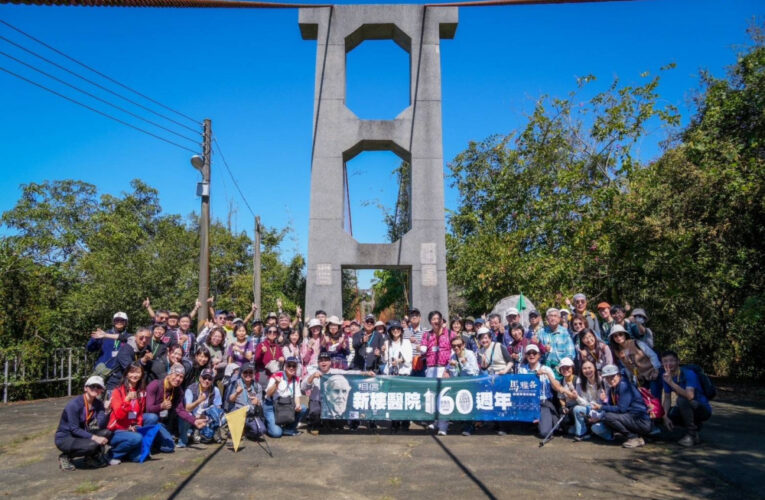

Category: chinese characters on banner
[320, 374, 540, 422]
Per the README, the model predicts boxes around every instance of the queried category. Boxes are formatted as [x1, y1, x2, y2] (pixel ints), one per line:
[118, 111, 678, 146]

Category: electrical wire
[0, 50, 200, 144]
[0, 19, 201, 125]
[213, 137, 257, 218]
[0, 65, 198, 153]
[0, 32, 201, 135]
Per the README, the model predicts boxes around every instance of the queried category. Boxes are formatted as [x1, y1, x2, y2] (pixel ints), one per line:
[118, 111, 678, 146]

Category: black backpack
[681, 364, 717, 400]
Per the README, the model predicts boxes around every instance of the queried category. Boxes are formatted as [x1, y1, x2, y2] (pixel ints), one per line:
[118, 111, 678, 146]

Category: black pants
[55, 429, 113, 458]
[538, 400, 559, 436]
[669, 397, 711, 434]
[602, 412, 651, 439]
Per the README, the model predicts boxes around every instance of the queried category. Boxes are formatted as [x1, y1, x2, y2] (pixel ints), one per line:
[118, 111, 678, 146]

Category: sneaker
[497, 430, 507, 436]
[309, 429, 319, 436]
[622, 437, 645, 448]
[461, 430, 472, 436]
[678, 434, 695, 447]
[108, 458, 122, 466]
[427, 424, 435, 431]
[192, 430, 201, 444]
[58, 454, 75, 471]
[573, 433, 591, 442]
[176, 442, 187, 449]
[437, 430, 447, 436]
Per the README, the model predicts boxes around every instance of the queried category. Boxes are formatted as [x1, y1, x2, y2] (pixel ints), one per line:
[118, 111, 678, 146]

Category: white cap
[476, 326, 491, 337]
[602, 364, 620, 377]
[307, 318, 322, 329]
[557, 357, 575, 373]
[560, 308, 571, 316]
[84, 375, 105, 389]
[113, 311, 128, 321]
[609, 324, 628, 337]
[505, 307, 519, 317]
[524, 343, 540, 354]
[374, 321, 385, 328]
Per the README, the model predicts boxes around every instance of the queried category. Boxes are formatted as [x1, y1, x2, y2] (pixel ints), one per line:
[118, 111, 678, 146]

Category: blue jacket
[86, 328, 129, 368]
[54, 395, 107, 444]
[106, 343, 151, 390]
[602, 379, 648, 417]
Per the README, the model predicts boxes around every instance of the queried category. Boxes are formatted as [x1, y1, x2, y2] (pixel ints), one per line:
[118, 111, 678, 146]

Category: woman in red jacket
[107, 362, 146, 464]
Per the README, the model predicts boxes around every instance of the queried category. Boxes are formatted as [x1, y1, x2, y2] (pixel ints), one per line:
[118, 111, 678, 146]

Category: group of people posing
[54, 293, 713, 470]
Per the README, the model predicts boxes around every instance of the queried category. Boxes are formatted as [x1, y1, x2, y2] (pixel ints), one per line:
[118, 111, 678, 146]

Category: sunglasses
[242, 370, 255, 376]
[201, 376, 213, 381]
[286, 363, 298, 368]
[526, 352, 540, 356]
[451, 343, 464, 348]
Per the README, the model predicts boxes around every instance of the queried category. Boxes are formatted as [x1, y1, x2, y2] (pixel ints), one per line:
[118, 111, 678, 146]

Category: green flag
[518, 293, 526, 311]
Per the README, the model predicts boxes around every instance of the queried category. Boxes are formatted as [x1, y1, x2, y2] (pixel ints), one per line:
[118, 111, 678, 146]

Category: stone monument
[300, 5, 457, 317]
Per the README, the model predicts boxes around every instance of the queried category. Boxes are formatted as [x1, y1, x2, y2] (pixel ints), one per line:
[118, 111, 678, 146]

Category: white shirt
[266, 372, 302, 401]
[383, 338, 413, 375]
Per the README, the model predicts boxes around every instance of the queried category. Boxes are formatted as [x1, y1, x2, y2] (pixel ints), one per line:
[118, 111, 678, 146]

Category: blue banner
[320, 373, 540, 422]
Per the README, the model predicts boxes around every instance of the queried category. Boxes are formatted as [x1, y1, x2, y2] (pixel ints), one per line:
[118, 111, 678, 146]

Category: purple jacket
[145, 379, 196, 425]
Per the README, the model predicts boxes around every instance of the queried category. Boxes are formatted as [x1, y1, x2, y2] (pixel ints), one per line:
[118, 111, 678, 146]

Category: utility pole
[253, 215, 261, 316]
[192, 119, 212, 330]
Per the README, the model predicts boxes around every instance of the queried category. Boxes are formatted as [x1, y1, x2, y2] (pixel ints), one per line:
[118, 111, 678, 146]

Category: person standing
[352, 315, 384, 372]
[420, 311, 456, 435]
[538, 308, 575, 379]
[441, 337, 479, 436]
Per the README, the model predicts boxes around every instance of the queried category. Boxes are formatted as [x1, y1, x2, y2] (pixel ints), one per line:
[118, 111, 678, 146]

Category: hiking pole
[257, 435, 274, 458]
[539, 412, 567, 447]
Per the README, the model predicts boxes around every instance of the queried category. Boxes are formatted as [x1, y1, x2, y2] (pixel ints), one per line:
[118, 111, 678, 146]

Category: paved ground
[1, 393, 764, 500]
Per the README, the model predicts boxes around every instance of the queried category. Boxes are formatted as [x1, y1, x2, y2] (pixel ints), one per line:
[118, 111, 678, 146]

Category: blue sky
[0, 0, 760, 286]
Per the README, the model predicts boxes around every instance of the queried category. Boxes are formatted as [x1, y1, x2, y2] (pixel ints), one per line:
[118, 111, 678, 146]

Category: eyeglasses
[137, 335, 150, 341]
[574, 299, 586, 304]
[267, 330, 278, 335]
[451, 343, 464, 348]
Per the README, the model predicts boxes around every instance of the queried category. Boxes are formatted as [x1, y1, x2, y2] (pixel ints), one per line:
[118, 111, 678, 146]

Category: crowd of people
[55, 294, 714, 470]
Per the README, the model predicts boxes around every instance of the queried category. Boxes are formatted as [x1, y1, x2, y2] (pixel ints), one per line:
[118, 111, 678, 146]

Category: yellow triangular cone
[226, 406, 248, 452]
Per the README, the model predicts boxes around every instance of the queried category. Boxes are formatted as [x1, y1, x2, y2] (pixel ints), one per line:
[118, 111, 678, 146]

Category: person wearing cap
[596, 302, 612, 329]
[352, 314, 385, 372]
[107, 327, 154, 391]
[569, 294, 602, 338]
[264, 311, 278, 328]
[303, 318, 325, 369]
[525, 310, 543, 341]
[255, 325, 285, 381]
[86, 311, 131, 372]
[180, 368, 223, 446]
[145, 363, 208, 452]
[224, 362, 265, 439]
[608, 324, 661, 397]
[589, 364, 651, 448]
[322, 316, 350, 370]
[503, 308, 520, 338]
[264, 357, 308, 437]
[556, 357, 580, 430]
[166, 312, 180, 333]
[107, 362, 147, 464]
[55, 375, 112, 471]
[628, 308, 654, 348]
[538, 308, 576, 380]
[517, 344, 564, 437]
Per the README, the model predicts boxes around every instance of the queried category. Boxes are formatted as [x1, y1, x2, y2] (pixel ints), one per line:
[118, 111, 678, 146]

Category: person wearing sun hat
[588, 364, 651, 448]
[517, 344, 564, 438]
[54, 375, 112, 471]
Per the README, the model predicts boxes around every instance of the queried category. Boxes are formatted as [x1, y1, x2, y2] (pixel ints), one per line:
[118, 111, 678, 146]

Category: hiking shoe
[427, 423, 435, 431]
[192, 430, 201, 444]
[678, 434, 695, 447]
[573, 433, 591, 442]
[622, 437, 645, 448]
[108, 458, 121, 466]
[309, 429, 319, 436]
[58, 454, 76, 471]
[437, 430, 447, 436]
[497, 430, 507, 436]
[461, 430, 472, 436]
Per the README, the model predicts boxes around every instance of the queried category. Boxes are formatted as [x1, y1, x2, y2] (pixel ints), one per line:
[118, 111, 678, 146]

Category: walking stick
[539, 411, 567, 447]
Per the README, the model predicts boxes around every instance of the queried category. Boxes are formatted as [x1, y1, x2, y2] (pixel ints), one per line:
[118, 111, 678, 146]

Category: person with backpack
[660, 351, 713, 447]
[589, 364, 651, 448]
[225, 362, 266, 441]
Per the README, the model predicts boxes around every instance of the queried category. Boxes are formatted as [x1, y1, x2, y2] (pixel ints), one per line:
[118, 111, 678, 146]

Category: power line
[0, 50, 200, 145]
[0, 19, 201, 125]
[212, 137, 256, 218]
[0, 65, 198, 154]
[0, 33, 201, 135]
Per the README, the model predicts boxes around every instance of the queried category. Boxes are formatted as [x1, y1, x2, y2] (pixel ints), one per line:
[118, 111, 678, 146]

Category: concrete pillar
[300, 5, 457, 318]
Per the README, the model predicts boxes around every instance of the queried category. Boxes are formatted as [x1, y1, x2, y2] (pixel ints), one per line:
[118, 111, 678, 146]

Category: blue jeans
[573, 405, 591, 437]
[143, 413, 175, 452]
[263, 400, 308, 437]
[109, 430, 142, 461]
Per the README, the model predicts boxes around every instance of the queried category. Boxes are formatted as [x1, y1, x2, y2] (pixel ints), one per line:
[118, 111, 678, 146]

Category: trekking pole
[258, 435, 274, 458]
[539, 412, 567, 447]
